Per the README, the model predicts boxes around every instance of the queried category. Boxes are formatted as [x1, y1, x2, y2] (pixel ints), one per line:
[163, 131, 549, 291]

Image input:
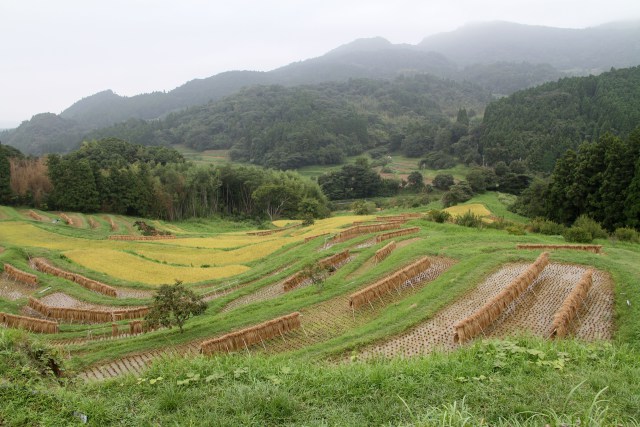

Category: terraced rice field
[0, 273, 38, 300]
[346, 237, 423, 280]
[221, 255, 356, 313]
[79, 341, 201, 381]
[359, 262, 613, 359]
[133, 238, 298, 266]
[255, 257, 455, 356]
[77, 256, 453, 380]
[63, 249, 250, 285]
[0, 203, 628, 389]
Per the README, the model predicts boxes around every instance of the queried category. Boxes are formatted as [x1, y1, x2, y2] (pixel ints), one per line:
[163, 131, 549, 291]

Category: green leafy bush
[506, 224, 526, 235]
[0, 329, 64, 381]
[442, 182, 473, 207]
[350, 200, 376, 215]
[484, 217, 513, 230]
[572, 215, 608, 239]
[301, 214, 315, 226]
[563, 227, 593, 243]
[454, 211, 483, 228]
[432, 173, 455, 190]
[614, 227, 640, 243]
[530, 218, 566, 235]
[425, 209, 452, 223]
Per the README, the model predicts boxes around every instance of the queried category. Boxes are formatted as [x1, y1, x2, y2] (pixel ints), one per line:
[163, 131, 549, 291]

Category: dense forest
[512, 129, 640, 230]
[2, 139, 329, 221]
[481, 65, 640, 171]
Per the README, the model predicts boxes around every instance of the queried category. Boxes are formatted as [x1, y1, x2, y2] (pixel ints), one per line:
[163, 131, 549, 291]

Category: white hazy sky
[2, 0, 640, 128]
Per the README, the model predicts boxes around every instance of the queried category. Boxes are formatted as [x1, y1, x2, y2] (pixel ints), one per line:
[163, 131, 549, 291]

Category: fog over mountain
[3, 0, 640, 126]
[418, 20, 640, 70]
[2, 20, 640, 155]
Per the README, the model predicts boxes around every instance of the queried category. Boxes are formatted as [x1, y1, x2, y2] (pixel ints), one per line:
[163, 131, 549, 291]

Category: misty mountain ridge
[418, 20, 640, 70]
[60, 20, 640, 127]
[3, 20, 640, 155]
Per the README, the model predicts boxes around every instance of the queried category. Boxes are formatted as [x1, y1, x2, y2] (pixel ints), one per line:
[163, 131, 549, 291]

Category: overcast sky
[1, 0, 640, 128]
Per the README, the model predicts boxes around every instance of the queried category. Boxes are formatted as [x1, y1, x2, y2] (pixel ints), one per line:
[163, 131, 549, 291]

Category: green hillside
[88, 76, 490, 169]
[481, 65, 640, 171]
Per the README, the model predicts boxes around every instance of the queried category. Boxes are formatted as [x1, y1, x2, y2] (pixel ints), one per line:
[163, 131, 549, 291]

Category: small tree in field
[302, 263, 327, 292]
[145, 280, 207, 333]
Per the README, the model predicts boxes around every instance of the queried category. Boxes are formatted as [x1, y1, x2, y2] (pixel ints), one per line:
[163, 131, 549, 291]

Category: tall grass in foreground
[2, 335, 638, 425]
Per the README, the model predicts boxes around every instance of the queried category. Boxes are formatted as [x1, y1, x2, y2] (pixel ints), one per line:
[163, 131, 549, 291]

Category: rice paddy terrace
[0, 202, 637, 383]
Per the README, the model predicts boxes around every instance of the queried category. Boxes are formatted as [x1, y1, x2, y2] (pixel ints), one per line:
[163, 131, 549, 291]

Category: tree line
[2, 138, 329, 221]
[512, 129, 640, 231]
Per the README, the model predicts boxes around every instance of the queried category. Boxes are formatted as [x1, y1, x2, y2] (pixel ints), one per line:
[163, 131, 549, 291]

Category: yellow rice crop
[293, 215, 376, 238]
[0, 223, 92, 250]
[444, 203, 491, 218]
[0, 223, 149, 252]
[0, 215, 373, 286]
[63, 249, 249, 285]
[151, 234, 282, 249]
[135, 238, 297, 266]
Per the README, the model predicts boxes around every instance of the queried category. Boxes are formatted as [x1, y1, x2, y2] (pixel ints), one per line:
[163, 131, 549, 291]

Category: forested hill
[56, 45, 459, 131]
[60, 71, 272, 129]
[480, 65, 640, 171]
[86, 76, 490, 169]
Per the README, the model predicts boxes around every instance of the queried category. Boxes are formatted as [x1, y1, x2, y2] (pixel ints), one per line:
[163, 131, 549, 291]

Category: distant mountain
[61, 71, 272, 129]
[268, 44, 456, 85]
[5, 21, 640, 155]
[419, 21, 640, 72]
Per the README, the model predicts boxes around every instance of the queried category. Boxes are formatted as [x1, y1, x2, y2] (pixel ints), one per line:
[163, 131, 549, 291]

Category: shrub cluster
[529, 217, 566, 235]
[562, 215, 611, 243]
[350, 200, 377, 215]
[572, 215, 608, 239]
[425, 209, 451, 223]
[454, 211, 483, 228]
[563, 227, 594, 243]
[614, 227, 640, 242]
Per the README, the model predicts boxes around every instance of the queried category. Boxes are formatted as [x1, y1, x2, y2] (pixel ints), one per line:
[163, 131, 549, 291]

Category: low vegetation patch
[1, 337, 638, 425]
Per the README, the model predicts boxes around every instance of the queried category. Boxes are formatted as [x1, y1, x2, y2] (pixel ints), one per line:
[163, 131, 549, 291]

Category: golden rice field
[292, 215, 376, 239]
[150, 234, 282, 249]
[63, 249, 250, 285]
[148, 220, 187, 234]
[0, 212, 377, 286]
[134, 238, 298, 266]
[444, 203, 491, 218]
